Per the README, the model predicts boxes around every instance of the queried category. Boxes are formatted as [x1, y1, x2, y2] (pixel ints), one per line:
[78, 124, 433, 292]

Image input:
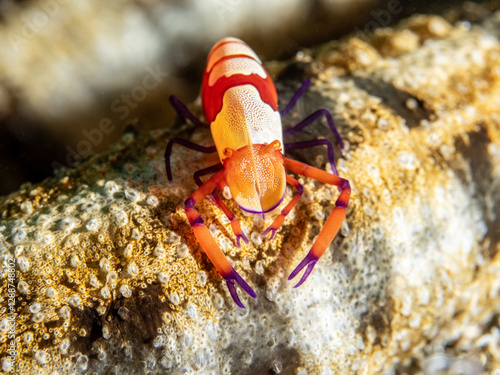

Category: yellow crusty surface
[1, 13, 500, 375]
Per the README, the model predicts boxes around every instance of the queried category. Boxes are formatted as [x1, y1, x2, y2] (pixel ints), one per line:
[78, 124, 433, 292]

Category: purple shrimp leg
[164, 139, 216, 181]
[169, 95, 210, 129]
[166, 95, 217, 180]
[285, 139, 339, 176]
[193, 163, 223, 187]
[280, 79, 311, 117]
[284, 109, 344, 150]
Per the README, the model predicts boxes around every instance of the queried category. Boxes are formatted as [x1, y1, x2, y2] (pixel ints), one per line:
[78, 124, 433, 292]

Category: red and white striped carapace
[165, 37, 351, 308]
[202, 37, 286, 214]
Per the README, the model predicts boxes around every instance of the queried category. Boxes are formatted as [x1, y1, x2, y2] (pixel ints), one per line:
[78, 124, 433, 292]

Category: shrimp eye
[224, 147, 234, 158]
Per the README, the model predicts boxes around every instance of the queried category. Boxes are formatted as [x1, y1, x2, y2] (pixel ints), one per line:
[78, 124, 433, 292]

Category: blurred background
[0, 0, 498, 195]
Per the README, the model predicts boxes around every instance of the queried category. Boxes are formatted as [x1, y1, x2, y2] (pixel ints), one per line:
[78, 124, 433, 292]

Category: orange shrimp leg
[193, 165, 249, 247]
[285, 139, 339, 176]
[185, 170, 256, 308]
[193, 164, 223, 187]
[284, 158, 350, 288]
[212, 189, 249, 247]
[262, 174, 303, 240]
[193, 164, 223, 205]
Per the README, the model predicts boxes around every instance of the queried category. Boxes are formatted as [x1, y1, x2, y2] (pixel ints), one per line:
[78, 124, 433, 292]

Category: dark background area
[0, 0, 498, 196]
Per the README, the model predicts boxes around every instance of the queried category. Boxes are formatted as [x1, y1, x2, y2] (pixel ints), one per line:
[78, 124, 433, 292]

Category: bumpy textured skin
[201, 37, 285, 213]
